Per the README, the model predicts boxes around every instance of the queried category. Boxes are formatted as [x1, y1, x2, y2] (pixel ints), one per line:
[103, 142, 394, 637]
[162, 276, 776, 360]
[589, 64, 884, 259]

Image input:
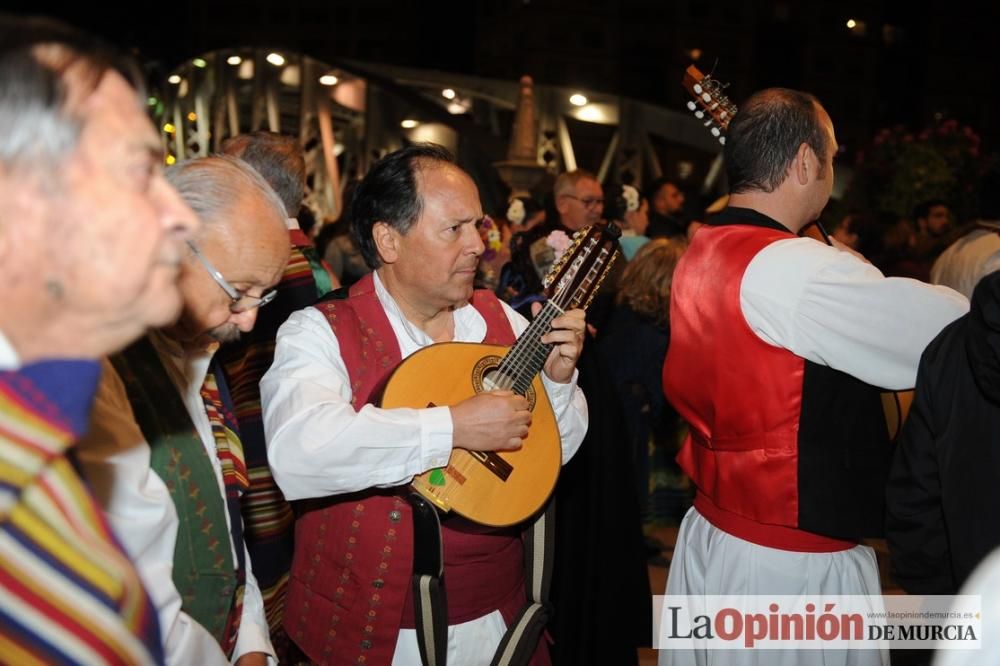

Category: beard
[207, 323, 241, 343]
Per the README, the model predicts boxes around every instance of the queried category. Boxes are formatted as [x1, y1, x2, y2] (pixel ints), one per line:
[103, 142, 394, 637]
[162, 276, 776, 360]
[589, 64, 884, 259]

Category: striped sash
[200, 362, 248, 655]
[0, 364, 162, 665]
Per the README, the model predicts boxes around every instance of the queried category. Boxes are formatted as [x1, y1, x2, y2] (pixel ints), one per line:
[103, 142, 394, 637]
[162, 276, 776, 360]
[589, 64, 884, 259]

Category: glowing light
[266, 52, 285, 66]
[442, 88, 456, 100]
[186, 112, 197, 122]
[192, 58, 207, 68]
[227, 55, 243, 66]
[846, 19, 857, 28]
[575, 105, 605, 123]
[162, 123, 176, 134]
[400, 119, 418, 129]
[165, 154, 176, 165]
[569, 93, 588, 107]
[319, 74, 339, 86]
[147, 96, 158, 106]
[447, 102, 467, 115]
[167, 74, 182, 84]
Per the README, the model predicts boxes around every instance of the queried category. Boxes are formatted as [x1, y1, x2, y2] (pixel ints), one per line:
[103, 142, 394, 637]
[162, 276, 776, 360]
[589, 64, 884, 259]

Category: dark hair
[0, 14, 144, 168]
[350, 142, 456, 269]
[643, 176, 680, 203]
[724, 88, 829, 194]
[912, 199, 949, 221]
[220, 132, 305, 216]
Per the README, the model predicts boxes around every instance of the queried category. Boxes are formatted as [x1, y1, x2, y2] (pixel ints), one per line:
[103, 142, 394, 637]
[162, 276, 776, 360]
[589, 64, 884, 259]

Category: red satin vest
[284, 274, 531, 664]
[664, 223, 857, 552]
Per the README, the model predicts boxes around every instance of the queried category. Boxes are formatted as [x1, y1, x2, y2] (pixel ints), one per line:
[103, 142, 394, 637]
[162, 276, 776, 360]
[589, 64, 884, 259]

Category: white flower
[622, 184, 640, 212]
[507, 198, 526, 225]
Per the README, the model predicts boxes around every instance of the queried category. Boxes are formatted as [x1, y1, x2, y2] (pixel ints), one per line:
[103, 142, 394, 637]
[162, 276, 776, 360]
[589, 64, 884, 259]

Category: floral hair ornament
[622, 184, 640, 213]
[507, 198, 526, 225]
[545, 229, 572, 261]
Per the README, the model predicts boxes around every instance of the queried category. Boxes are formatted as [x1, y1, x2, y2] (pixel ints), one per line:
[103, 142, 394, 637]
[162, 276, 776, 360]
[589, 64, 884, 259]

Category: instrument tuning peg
[693, 83, 703, 94]
[687, 101, 697, 111]
[711, 127, 721, 137]
[719, 136, 726, 145]
[695, 110, 705, 119]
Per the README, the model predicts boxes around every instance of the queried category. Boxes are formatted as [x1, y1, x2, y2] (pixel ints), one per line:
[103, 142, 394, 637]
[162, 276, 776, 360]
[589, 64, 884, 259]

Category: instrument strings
[495, 242, 608, 395]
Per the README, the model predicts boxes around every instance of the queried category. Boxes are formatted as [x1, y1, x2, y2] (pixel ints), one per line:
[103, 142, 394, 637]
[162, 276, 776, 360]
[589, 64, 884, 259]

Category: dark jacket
[886, 270, 1000, 594]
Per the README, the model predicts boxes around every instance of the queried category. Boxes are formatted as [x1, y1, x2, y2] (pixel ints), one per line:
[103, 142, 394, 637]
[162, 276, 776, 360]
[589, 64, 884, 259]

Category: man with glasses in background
[78, 155, 291, 666]
[505, 169, 618, 318]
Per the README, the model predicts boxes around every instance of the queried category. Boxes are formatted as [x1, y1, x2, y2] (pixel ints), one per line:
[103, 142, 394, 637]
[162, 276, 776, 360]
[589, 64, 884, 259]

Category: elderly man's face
[50, 69, 196, 338]
[557, 177, 604, 231]
[171, 191, 290, 348]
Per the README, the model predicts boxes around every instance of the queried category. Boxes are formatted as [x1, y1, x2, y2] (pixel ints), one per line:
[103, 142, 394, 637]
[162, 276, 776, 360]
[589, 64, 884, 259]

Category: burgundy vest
[664, 221, 888, 552]
[284, 274, 529, 664]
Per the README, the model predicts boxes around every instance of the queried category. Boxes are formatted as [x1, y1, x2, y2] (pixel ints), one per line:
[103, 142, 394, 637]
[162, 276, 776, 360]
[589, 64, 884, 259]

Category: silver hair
[0, 14, 145, 169]
[164, 154, 288, 234]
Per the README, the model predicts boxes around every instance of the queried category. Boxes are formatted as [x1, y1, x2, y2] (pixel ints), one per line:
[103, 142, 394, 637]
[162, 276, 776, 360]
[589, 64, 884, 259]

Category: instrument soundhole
[472, 355, 537, 411]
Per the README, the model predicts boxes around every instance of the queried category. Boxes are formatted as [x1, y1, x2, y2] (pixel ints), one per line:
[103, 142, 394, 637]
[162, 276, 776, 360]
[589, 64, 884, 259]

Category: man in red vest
[261, 143, 588, 664]
[660, 89, 969, 665]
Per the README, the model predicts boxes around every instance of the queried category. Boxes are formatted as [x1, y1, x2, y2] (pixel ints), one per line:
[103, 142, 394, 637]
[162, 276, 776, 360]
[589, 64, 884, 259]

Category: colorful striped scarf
[0, 363, 162, 665]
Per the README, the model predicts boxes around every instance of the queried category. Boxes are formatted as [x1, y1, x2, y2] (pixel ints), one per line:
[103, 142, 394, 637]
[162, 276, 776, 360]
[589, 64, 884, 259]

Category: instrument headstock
[682, 64, 737, 145]
[542, 223, 620, 312]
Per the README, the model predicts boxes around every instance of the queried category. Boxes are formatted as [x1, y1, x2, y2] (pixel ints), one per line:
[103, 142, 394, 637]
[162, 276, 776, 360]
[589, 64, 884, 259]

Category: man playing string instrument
[261, 143, 588, 664]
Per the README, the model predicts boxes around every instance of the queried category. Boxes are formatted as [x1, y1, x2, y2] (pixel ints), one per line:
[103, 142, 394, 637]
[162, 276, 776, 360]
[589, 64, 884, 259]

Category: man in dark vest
[78, 155, 291, 665]
[660, 88, 968, 666]
[261, 143, 589, 664]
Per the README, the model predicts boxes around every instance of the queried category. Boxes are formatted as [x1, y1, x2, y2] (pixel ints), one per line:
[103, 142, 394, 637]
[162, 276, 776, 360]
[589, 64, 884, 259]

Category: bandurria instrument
[380, 223, 620, 526]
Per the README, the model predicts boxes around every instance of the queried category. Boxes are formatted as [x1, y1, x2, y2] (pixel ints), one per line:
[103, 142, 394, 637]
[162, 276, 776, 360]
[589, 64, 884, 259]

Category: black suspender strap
[408, 493, 449, 666]
[408, 496, 557, 666]
[490, 500, 556, 666]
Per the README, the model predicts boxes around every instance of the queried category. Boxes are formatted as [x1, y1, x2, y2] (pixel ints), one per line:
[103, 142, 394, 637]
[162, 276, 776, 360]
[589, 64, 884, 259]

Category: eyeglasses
[561, 194, 605, 210]
[186, 240, 277, 314]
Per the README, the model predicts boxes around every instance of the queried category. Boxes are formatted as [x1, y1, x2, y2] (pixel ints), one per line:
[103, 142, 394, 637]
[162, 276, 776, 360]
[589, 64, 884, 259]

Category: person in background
[215, 133, 339, 655]
[78, 155, 290, 665]
[930, 163, 1000, 298]
[887, 268, 1000, 596]
[645, 177, 687, 239]
[597, 238, 686, 530]
[0, 13, 197, 662]
[611, 184, 652, 261]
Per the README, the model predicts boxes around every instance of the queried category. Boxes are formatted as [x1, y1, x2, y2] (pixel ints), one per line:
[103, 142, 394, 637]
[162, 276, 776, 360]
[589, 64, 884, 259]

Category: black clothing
[886, 270, 1000, 594]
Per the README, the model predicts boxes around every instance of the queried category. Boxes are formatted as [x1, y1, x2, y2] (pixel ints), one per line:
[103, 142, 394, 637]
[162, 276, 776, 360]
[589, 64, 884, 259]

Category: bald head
[724, 88, 830, 194]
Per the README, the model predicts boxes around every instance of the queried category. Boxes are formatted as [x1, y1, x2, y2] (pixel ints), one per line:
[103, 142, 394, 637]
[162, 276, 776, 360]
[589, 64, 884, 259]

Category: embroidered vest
[112, 337, 245, 652]
[664, 222, 892, 551]
[284, 274, 525, 664]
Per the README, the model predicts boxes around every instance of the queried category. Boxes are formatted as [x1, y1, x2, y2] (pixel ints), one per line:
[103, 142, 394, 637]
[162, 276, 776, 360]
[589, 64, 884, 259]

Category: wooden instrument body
[380, 341, 561, 527]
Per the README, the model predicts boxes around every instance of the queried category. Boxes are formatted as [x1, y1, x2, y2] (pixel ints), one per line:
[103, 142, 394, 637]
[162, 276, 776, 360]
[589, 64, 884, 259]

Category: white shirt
[741, 236, 970, 390]
[930, 225, 1000, 299]
[0, 330, 19, 370]
[77, 333, 275, 665]
[261, 271, 588, 500]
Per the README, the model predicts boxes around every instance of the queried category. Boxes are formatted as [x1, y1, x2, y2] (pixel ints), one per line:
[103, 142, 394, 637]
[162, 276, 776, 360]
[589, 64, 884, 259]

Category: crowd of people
[3, 11, 1000, 666]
